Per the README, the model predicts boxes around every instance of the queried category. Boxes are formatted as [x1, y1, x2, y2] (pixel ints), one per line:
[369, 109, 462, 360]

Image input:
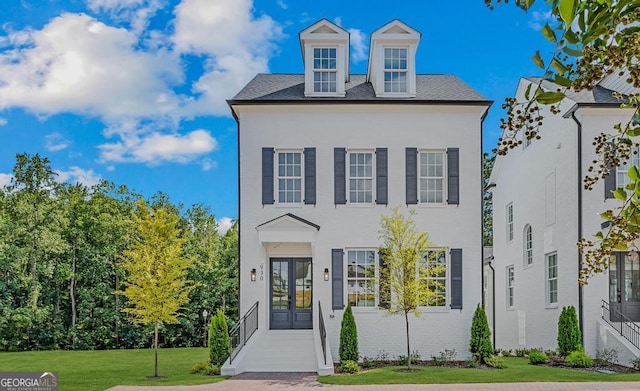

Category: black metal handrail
[229, 301, 259, 364]
[319, 301, 327, 365]
[601, 299, 640, 350]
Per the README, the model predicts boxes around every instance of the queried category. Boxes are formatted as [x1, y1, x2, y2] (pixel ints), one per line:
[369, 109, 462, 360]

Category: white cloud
[216, 216, 234, 235]
[45, 132, 71, 152]
[86, 0, 166, 34]
[529, 10, 554, 31]
[0, 117, 7, 126]
[99, 128, 217, 164]
[333, 17, 342, 26]
[348, 28, 367, 63]
[276, 0, 287, 10]
[0, 173, 13, 188]
[56, 166, 102, 187]
[201, 158, 217, 171]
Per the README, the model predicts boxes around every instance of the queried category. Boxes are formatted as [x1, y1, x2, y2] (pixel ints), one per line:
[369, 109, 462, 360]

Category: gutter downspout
[488, 259, 496, 349]
[570, 109, 585, 346]
[480, 106, 490, 308]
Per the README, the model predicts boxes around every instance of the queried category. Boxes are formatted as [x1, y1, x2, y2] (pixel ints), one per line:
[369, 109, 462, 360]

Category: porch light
[324, 268, 329, 281]
[628, 245, 640, 262]
[250, 268, 257, 282]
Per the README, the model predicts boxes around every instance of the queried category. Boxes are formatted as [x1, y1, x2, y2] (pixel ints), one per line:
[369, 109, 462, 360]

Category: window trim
[418, 149, 446, 205]
[616, 145, 640, 188]
[419, 248, 449, 310]
[546, 252, 558, 307]
[506, 265, 515, 309]
[275, 149, 304, 205]
[345, 248, 378, 309]
[382, 47, 409, 94]
[347, 150, 375, 205]
[524, 224, 533, 267]
[312, 47, 338, 93]
[506, 203, 514, 243]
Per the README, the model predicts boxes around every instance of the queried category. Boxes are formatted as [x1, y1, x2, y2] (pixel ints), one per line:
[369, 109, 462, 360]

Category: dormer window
[313, 48, 337, 93]
[384, 48, 408, 93]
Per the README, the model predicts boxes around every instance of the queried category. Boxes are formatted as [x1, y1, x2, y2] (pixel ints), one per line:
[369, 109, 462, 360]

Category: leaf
[594, 231, 604, 239]
[524, 83, 532, 100]
[542, 23, 557, 43]
[559, 0, 576, 28]
[554, 74, 572, 87]
[614, 243, 629, 251]
[632, 114, 640, 126]
[551, 58, 569, 74]
[535, 91, 565, 104]
[628, 127, 640, 137]
[629, 166, 640, 181]
[614, 188, 627, 201]
[562, 46, 583, 57]
[532, 50, 545, 69]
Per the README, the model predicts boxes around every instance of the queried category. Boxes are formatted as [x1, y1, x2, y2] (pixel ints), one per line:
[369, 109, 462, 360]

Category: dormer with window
[299, 19, 349, 97]
[367, 20, 420, 98]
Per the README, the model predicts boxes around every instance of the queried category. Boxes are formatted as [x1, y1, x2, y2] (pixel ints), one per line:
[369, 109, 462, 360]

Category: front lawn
[318, 357, 640, 385]
[0, 348, 226, 391]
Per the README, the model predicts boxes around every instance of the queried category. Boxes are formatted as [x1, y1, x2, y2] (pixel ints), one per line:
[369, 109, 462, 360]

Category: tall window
[507, 203, 514, 242]
[524, 225, 533, 266]
[420, 250, 447, 307]
[617, 146, 640, 188]
[419, 151, 445, 204]
[507, 266, 514, 308]
[277, 151, 302, 203]
[313, 48, 337, 93]
[347, 250, 376, 307]
[348, 152, 373, 203]
[384, 48, 407, 93]
[546, 253, 558, 305]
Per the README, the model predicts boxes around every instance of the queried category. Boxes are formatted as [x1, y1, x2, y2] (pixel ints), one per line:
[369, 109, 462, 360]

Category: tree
[470, 304, 494, 362]
[483, 153, 495, 246]
[378, 207, 444, 370]
[339, 304, 358, 363]
[119, 200, 194, 378]
[486, 0, 640, 282]
[557, 305, 582, 356]
[208, 309, 230, 367]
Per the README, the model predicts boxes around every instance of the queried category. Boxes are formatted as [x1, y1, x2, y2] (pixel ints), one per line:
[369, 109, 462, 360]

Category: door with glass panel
[609, 252, 640, 321]
[270, 258, 312, 329]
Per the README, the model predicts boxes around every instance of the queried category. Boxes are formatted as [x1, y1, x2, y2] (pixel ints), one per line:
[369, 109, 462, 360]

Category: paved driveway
[107, 373, 640, 391]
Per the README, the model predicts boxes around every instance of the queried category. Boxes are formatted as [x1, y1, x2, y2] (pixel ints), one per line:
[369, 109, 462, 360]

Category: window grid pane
[547, 254, 558, 304]
[277, 152, 302, 203]
[507, 204, 514, 242]
[420, 250, 447, 307]
[313, 47, 337, 93]
[349, 152, 373, 203]
[383, 48, 407, 93]
[617, 146, 640, 188]
[525, 225, 533, 266]
[346, 250, 376, 307]
[419, 151, 445, 204]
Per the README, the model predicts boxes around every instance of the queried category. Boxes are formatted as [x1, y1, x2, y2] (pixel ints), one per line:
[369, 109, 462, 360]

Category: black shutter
[406, 148, 418, 204]
[304, 148, 316, 205]
[450, 248, 463, 309]
[332, 249, 344, 310]
[447, 148, 460, 205]
[376, 148, 388, 205]
[378, 250, 390, 308]
[605, 154, 616, 199]
[334, 148, 346, 205]
[262, 148, 274, 205]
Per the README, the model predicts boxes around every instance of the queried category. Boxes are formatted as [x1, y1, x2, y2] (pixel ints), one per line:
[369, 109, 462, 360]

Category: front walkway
[107, 373, 640, 391]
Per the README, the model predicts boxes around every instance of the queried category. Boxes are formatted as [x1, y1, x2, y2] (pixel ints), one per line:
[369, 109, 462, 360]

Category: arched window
[524, 225, 533, 266]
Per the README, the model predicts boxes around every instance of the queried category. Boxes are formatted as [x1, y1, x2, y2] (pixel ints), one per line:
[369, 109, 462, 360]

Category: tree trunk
[70, 238, 77, 328]
[154, 322, 159, 377]
[405, 311, 411, 370]
[114, 259, 119, 349]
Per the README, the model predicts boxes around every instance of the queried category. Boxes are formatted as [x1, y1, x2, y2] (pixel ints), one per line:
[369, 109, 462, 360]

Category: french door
[270, 258, 313, 329]
[609, 252, 640, 321]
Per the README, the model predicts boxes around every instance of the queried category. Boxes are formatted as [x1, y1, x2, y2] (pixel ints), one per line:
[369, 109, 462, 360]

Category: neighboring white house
[489, 76, 640, 364]
[222, 19, 491, 375]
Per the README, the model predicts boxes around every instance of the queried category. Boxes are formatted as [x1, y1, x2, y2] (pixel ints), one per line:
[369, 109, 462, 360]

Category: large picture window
[346, 250, 376, 307]
[419, 151, 445, 204]
[348, 152, 373, 203]
[546, 253, 558, 305]
[277, 151, 302, 203]
[420, 250, 447, 307]
[384, 48, 407, 93]
[313, 48, 337, 93]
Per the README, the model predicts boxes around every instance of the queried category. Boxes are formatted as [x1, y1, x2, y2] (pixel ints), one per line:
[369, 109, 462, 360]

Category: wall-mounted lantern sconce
[324, 268, 330, 281]
[628, 245, 640, 262]
[250, 268, 257, 282]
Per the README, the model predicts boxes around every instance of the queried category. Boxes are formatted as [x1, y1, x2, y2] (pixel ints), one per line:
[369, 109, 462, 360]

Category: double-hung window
[348, 152, 373, 203]
[384, 48, 407, 93]
[346, 250, 376, 307]
[419, 151, 445, 204]
[546, 253, 558, 305]
[420, 250, 447, 307]
[524, 225, 533, 266]
[617, 146, 640, 188]
[277, 151, 302, 203]
[507, 203, 514, 242]
[313, 48, 337, 93]
[507, 266, 514, 308]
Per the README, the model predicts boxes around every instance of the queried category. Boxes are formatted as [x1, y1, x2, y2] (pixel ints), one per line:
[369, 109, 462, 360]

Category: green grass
[318, 357, 640, 385]
[0, 348, 226, 391]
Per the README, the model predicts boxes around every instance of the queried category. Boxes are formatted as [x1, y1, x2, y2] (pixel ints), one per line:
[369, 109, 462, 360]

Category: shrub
[339, 304, 359, 362]
[528, 349, 548, 365]
[595, 347, 619, 365]
[341, 360, 360, 374]
[466, 355, 479, 368]
[630, 357, 640, 371]
[515, 348, 529, 357]
[397, 350, 421, 366]
[565, 349, 593, 368]
[190, 360, 220, 376]
[432, 349, 457, 366]
[470, 305, 493, 362]
[557, 306, 581, 357]
[484, 354, 505, 369]
[208, 309, 230, 367]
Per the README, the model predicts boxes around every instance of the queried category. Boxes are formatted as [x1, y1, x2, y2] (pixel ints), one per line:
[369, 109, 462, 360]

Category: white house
[222, 19, 491, 375]
[489, 75, 640, 364]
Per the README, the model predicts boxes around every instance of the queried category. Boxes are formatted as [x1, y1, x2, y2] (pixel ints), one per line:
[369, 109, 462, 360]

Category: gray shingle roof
[230, 74, 489, 103]
[524, 77, 623, 104]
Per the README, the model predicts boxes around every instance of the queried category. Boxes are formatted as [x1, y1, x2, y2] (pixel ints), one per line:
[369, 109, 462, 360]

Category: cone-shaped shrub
[209, 309, 230, 367]
[557, 306, 581, 357]
[470, 304, 493, 362]
[339, 304, 359, 362]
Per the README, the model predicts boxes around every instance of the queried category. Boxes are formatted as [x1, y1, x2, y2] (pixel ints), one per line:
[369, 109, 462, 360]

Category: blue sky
[0, 0, 555, 230]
